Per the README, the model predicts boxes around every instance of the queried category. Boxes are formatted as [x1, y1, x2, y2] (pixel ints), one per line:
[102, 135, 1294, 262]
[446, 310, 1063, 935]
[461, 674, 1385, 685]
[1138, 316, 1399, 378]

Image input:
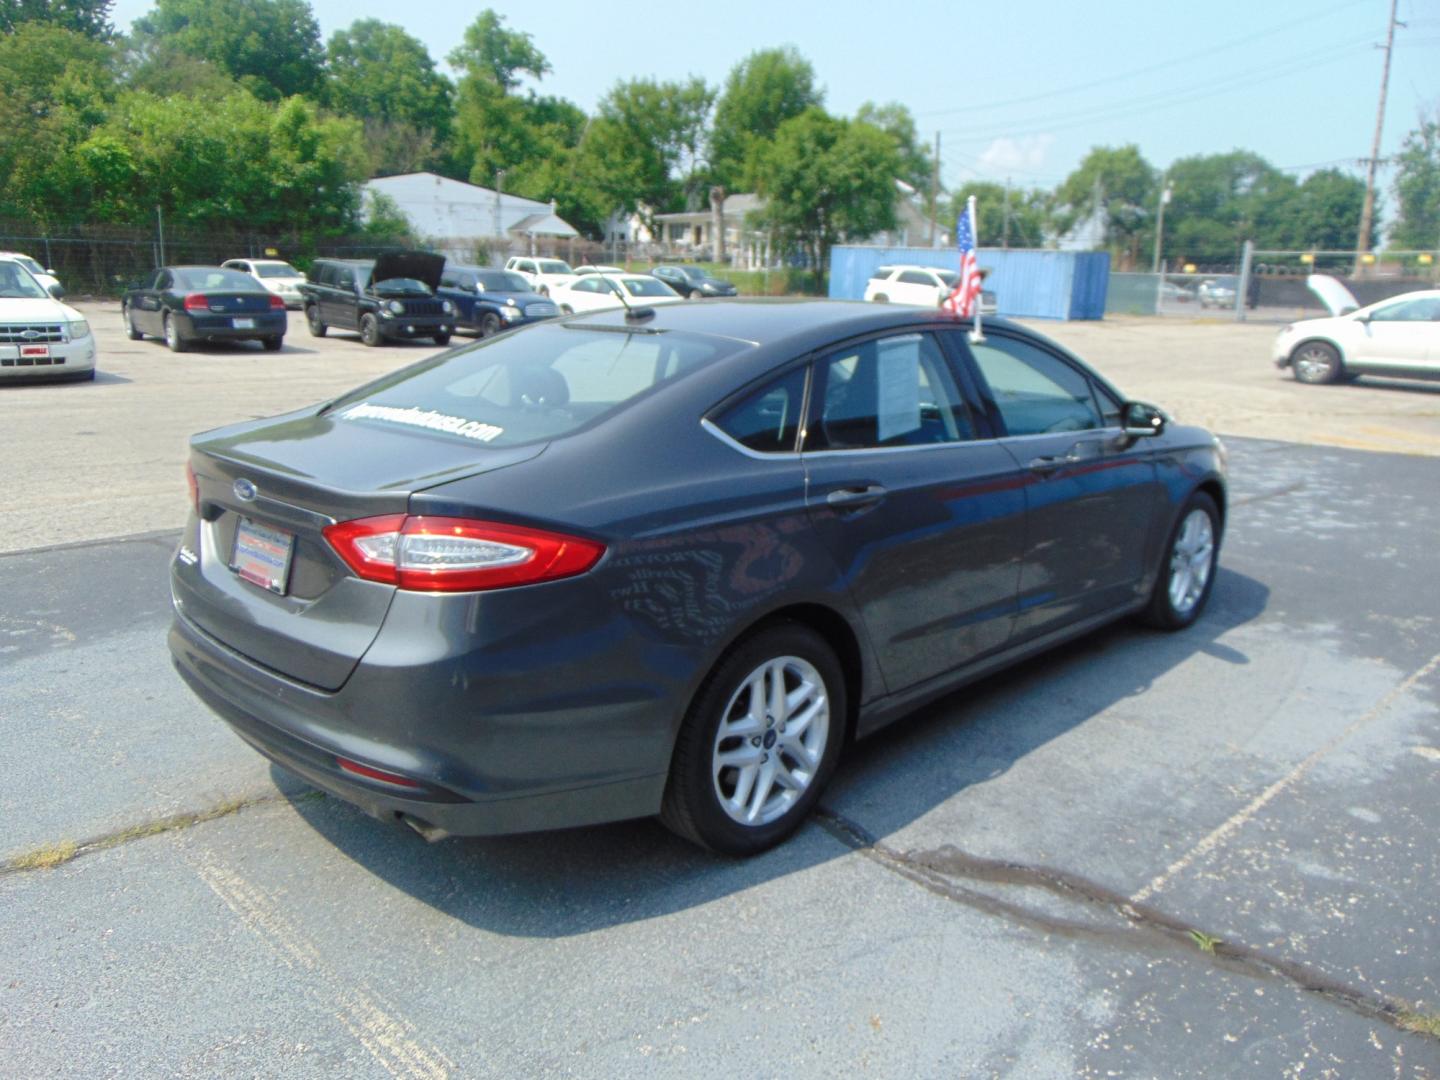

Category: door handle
[826, 484, 888, 509]
[1027, 452, 1078, 472]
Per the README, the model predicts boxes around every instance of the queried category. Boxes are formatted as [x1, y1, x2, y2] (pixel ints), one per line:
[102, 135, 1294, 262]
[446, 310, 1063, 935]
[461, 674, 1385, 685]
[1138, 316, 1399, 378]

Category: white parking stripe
[194, 859, 453, 1080]
[1130, 649, 1440, 905]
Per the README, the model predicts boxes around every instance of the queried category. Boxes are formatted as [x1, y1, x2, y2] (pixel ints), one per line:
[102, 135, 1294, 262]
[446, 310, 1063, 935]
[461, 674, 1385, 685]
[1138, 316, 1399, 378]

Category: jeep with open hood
[299, 253, 455, 347]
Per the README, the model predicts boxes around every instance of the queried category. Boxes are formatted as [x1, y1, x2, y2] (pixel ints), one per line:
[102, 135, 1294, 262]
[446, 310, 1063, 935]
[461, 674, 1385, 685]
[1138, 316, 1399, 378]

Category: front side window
[1370, 297, 1440, 322]
[713, 367, 807, 453]
[964, 335, 1104, 436]
[809, 333, 973, 451]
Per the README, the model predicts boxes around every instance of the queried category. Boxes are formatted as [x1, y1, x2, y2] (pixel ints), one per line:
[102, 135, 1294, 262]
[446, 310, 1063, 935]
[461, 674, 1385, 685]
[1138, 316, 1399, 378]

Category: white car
[549, 273, 684, 315]
[1273, 275, 1440, 385]
[221, 258, 307, 309]
[0, 251, 61, 295]
[0, 258, 95, 382]
[864, 264, 998, 314]
[504, 256, 578, 297]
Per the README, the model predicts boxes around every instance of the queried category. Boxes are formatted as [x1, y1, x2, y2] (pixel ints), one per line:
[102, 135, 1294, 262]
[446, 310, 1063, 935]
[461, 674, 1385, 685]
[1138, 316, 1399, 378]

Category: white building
[362, 172, 580, 264]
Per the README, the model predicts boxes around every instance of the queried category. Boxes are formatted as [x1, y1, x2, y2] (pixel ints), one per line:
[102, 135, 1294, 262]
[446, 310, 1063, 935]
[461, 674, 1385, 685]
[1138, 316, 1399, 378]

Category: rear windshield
[623, 278, 676, 298]
[174, 268, 263, 291]
[329, 324, 743, 448]
[255, 262, 300, 278]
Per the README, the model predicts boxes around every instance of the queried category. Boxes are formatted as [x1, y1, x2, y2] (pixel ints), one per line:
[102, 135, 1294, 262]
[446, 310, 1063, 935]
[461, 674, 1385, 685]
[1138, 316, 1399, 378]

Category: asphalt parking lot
[2, 301, 1438, 1077]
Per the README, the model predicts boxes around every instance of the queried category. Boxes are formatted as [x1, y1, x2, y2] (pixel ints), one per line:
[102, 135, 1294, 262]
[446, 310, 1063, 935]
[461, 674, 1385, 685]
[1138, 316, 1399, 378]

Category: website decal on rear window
[340, 403, 504, 443]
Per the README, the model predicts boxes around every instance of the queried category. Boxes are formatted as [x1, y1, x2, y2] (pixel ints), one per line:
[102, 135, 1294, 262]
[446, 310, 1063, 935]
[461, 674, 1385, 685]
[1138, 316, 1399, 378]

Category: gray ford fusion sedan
[169, 301, 1227, 855]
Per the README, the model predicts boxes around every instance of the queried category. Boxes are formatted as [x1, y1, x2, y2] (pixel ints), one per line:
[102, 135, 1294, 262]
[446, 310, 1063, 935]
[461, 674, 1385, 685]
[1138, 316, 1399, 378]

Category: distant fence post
[1234, 240, 1254, 321]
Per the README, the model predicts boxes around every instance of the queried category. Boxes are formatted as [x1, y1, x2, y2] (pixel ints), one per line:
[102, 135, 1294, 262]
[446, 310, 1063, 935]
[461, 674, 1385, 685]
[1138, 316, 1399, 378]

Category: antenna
[599, 274, 654, 322]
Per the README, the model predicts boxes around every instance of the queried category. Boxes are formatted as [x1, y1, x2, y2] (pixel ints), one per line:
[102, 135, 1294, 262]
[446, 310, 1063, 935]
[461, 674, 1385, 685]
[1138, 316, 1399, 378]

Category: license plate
[233, 317, 255, 329]
[230, 518, 294, 595]
[20, 344, 50, 358]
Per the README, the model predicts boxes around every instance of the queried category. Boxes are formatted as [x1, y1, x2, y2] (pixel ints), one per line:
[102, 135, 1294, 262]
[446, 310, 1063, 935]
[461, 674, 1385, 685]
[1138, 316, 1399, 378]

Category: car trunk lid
[172, 407, 544, 690]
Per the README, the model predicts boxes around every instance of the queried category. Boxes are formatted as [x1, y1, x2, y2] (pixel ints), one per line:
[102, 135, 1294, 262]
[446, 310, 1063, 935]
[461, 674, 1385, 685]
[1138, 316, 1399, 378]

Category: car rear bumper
[181, 312, 287, 339]
[167, 597, 671, 837]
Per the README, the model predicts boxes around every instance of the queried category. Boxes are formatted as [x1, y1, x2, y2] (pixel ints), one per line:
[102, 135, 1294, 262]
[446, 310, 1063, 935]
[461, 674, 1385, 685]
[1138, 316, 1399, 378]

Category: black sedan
[437, 266, 560, 337]
[168, 302, 1225, 855]
[652, 264, 739, 298]
[124, 266, 287, 352]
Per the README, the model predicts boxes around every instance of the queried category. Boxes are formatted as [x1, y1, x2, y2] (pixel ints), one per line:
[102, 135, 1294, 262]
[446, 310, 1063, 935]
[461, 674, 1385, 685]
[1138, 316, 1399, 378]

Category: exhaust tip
[400, 813, 451, 843]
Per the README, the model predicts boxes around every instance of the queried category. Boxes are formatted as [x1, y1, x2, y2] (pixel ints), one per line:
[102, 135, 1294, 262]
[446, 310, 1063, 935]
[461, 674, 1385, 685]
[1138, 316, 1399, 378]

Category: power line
[915, 0, 1370, 118]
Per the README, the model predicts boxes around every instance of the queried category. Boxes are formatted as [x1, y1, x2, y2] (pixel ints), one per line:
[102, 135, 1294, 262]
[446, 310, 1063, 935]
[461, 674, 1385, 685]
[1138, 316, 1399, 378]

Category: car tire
[305, 305, 327, 338]
[538, 285, 549, 297]
[1291, 341, 1343, 385]
[124, 305, 143, 340]
[660, 622, 846, 855]
[359, 313, 381, 347]
[872, 293, 889, 303]
[1141, 491, 1220, 631]
[432, 331, 451, 346]
[261, 336, 283, 352]
[164, 313, 188, 353]
[560, 304, 573, 315]
[479, 313, 501, 338]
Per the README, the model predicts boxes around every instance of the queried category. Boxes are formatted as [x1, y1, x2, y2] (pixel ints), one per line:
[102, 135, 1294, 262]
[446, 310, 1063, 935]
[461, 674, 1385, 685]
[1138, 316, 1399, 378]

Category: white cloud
[976, 135, 1056, 176]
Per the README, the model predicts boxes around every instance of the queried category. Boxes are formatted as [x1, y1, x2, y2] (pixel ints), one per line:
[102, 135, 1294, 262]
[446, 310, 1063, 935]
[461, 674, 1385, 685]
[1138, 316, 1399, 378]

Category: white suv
[0, 258, 95, 381]
[504, 256, 577, 297]
[864, 264, 997, 313]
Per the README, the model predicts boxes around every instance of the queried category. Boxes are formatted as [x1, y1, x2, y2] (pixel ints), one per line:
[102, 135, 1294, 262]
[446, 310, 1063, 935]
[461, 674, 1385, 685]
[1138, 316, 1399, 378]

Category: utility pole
[1355, 0, 1402, 275]
[1002, 178, 1011, 249]
[929, 132, 941, 246]
[1152, 174, 1172, 273]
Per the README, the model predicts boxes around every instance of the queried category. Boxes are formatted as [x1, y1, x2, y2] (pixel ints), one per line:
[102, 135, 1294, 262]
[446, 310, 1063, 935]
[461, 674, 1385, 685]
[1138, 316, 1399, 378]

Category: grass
[1397, 1010, 1440, 1038]
[1188, 929, 1223, 955]
[8, 840, 78, 871]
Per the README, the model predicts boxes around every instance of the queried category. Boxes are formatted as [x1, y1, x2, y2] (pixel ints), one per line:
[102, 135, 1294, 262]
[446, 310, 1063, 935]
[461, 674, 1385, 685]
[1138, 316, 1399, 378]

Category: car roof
[565, 298, 1013, 348]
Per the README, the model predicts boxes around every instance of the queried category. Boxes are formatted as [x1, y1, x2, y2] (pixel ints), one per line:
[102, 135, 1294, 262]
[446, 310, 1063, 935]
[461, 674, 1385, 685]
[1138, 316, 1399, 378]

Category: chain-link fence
[1108, 246, 1438, 322]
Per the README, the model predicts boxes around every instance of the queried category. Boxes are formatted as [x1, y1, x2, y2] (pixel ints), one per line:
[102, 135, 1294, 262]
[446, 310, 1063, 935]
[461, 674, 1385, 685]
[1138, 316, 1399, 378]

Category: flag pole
[968, 195, 985, 344]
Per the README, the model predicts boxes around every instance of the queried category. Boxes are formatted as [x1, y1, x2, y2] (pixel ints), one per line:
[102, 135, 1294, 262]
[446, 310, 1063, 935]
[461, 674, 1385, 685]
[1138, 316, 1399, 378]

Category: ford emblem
[20, 329, 41, 340]
[233, 478, 257, 502]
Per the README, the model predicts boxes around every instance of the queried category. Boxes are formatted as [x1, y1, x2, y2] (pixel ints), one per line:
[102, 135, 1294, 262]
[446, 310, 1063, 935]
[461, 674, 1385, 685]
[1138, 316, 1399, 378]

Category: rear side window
[329, 325, 743, 448]
[713, 367, 807, 453]
[897, 270, 934, 286]
[965, 335, 1103, 436]
[810, 333, 974, 450]
[314, 263, 336, 286]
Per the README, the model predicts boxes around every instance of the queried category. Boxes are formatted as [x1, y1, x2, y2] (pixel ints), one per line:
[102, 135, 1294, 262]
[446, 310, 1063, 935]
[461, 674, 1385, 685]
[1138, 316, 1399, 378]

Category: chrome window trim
[700, 417, 801, 461]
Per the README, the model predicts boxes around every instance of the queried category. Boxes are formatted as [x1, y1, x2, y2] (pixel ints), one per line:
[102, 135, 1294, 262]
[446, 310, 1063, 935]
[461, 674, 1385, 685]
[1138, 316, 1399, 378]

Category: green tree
[0, 23, 116, 221]
[857, 101, 933, 200]
[1390, 113, 1440, 252]
[131, 0, 324, 101]
[325, 20, 452, 175]
[1162, 151, 1299, 261]
[446, 10, 581, 194]
[948, 182, 1051, 248]
[573, 77, 715, 228]
[0, 0, 113, 39]
[751, 108, 901, 286]
[1054, 145, 1156, 266]
[710, 46, 823, 191]
[1272, 168, 1368, 251]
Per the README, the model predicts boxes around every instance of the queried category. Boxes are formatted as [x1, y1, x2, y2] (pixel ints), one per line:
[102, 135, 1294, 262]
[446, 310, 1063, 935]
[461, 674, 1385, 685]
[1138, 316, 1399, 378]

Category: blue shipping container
[828, 246, 1110, 320]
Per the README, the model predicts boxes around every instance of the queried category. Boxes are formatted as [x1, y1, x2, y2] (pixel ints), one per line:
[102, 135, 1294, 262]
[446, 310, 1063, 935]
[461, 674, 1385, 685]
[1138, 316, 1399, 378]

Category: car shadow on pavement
[281, 565, 1270, 939]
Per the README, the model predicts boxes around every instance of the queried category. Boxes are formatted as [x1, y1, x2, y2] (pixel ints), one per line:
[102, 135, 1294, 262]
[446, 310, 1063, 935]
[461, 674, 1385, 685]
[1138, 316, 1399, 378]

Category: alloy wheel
[1167, 508, 1215, 617]
[711, 655, 830, 827]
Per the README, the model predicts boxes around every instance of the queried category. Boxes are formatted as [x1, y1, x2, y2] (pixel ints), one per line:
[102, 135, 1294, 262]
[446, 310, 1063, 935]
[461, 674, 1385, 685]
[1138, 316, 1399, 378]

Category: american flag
[941, 197, 982, 317]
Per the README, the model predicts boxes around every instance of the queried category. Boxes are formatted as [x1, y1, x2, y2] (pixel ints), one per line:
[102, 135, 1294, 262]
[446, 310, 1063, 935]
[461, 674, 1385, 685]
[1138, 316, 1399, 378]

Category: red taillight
[185, 463, 199, 514]
[268, 294, 285, 310]
[336, 757, 421, 788]
[183, 294, 210, 312]
[323, 515, 605, 593]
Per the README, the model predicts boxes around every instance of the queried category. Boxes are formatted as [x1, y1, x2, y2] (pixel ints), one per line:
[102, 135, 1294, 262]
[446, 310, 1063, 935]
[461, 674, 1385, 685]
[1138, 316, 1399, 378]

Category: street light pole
[1151, 178, 1171, 274]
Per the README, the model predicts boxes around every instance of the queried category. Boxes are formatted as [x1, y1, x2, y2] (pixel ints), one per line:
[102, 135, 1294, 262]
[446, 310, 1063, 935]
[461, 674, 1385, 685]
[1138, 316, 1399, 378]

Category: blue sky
[111, 0, 1438, 207]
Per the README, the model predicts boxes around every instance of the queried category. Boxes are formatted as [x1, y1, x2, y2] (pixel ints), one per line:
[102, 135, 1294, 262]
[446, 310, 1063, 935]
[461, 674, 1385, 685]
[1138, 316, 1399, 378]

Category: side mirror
[45, 268, 56, 275]
[1123, 401, 1166, 438]
[1354, 312, 1370, 323]
[47, 283, 66, 300]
